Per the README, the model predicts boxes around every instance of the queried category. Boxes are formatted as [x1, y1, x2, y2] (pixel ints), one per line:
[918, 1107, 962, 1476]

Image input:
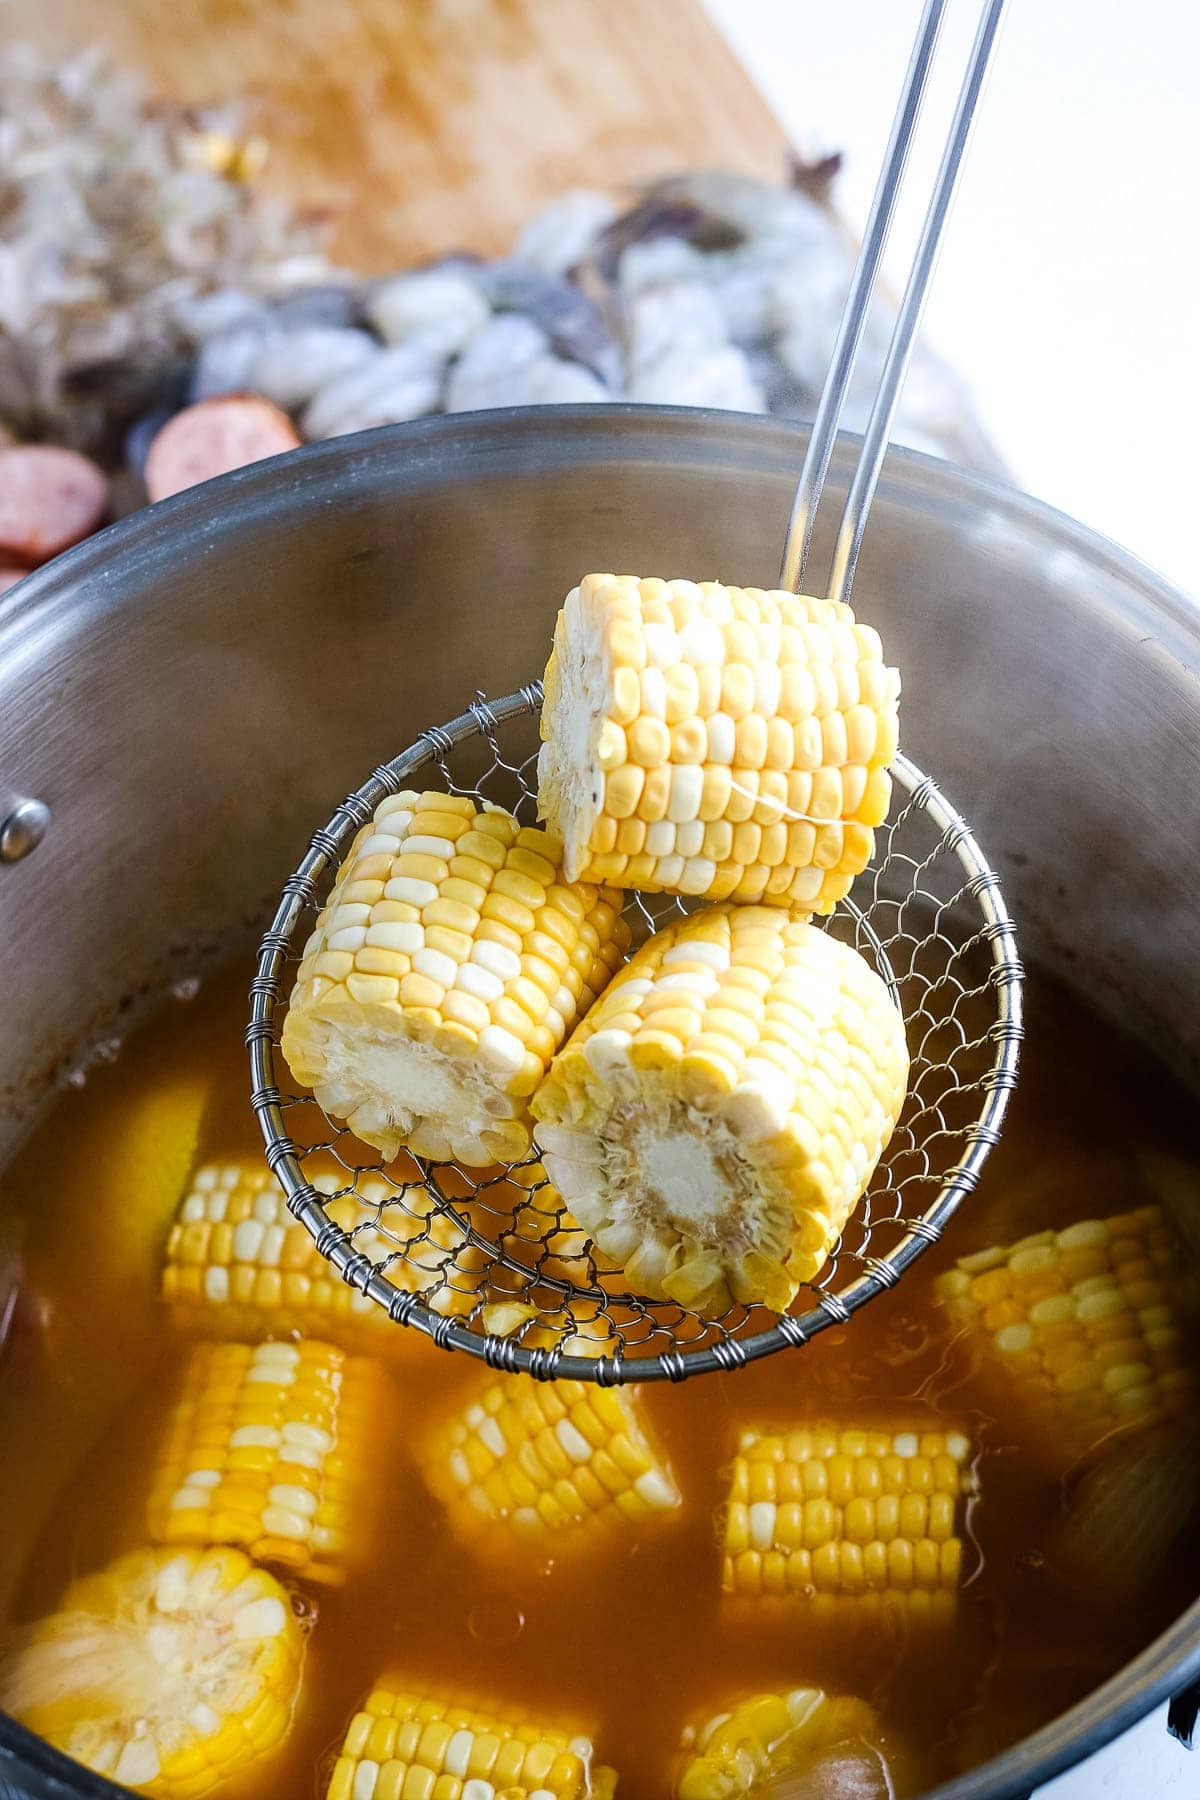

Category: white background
[721, 12, 1200, 1798]
[705, 0, 1200, 599]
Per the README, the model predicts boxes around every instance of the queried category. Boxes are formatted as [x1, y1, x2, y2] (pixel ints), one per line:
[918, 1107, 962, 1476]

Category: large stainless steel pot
[1, 408, 1198, 1799]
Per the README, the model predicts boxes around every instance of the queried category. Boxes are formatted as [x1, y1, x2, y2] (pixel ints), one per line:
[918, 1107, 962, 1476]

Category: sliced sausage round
[0, 446, 109, 562]
[144, 396, 302, 503]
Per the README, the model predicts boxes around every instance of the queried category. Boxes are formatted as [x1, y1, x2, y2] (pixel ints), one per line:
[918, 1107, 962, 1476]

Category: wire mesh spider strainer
[248, 685, 1021, 1382]
[248, 0, 1022, 1382]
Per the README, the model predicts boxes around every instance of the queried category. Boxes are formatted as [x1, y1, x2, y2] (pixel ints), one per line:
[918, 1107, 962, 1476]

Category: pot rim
[1, 403, 1197, 1799]
[2, 404, 1197, 646]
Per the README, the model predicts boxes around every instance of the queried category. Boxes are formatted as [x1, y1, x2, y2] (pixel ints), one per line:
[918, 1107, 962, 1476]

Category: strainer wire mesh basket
[248, 684, 1022, 1384]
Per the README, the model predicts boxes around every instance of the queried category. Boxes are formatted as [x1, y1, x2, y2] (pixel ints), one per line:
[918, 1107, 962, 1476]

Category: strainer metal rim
[248, 682, 1023, 1384]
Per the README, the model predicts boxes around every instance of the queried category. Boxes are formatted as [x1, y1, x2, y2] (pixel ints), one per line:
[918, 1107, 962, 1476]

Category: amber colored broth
[1, 968, 1199, 1798]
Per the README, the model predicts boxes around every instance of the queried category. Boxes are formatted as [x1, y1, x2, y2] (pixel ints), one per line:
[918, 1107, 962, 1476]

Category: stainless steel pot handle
[1168, 1676, 1200, 1748]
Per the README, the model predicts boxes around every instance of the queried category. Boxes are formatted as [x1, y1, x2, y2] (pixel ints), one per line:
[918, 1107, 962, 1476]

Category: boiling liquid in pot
[1, 968, 1198, 1797]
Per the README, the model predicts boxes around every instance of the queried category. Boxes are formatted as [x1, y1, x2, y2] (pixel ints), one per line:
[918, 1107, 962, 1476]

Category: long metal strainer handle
[780, 0, 1007, 602]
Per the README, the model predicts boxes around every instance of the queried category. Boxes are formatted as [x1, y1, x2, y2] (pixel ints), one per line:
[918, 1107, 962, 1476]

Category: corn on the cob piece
[676, 1686, 889, 1800]
[935, 1206, 1196, 1461]
[281, 790, 629, 1166]
[721, 1422, 971, 1621]
[327, 1684, 618, 1800]
[422, 1371, 679, 1549]
[531, 903, 908, 1313]
[147, 1338, 385, 1584]
[0, 1546, 303, 1798]
[162, 1161, 485, 1343]
[109, 1071, 211, 1251]
[537, 574, 900, 910]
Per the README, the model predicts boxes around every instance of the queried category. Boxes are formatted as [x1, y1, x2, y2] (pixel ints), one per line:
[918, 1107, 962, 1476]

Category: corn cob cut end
[532, 905, 908, 1314]
[540, 578, 615, 886]
[538, 574, 900, 909]
[676, 1685, 889, 1800]
[422, 1373, 680, 1551]
[326, 1683, 617, 1800]
[282, 789, 629, 1167]
[148, 1338, 385, 1585]
[721, 1421, 972, 1618]
[0, 1546, 304, 1798]
[282, 987, 530, 1168]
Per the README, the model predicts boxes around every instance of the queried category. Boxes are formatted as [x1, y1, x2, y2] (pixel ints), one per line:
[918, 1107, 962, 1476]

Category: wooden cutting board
[4, 0, 790, 270]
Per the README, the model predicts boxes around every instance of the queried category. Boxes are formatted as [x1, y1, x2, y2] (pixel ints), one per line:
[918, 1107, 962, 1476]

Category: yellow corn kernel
[162, 1161, 488, 1348]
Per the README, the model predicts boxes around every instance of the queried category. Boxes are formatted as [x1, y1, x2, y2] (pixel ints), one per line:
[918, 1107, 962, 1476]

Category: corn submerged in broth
[326, 1685, 618, 1800]
[3, 972, 1200, 1795]
[721, 1423, 972, 1623]
[421, 1373, 681, 1553]
[147, 1339, 388, 1585]
[934, 1207, 1197, 1465]
[163, 1161, 486, 1345]
[675, 1686, 902, 1800]
[0, 1548, 305, 1797]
